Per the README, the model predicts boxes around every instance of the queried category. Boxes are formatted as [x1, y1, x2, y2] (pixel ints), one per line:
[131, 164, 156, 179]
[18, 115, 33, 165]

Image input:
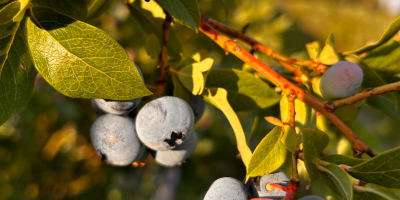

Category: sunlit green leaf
[27, 7, 151, 100]
[206, 69, 280, 111]
[0, 1, 20, 73]
[354, 183, 400, 200]
[12, 0, 30, 22]
[319, 33, 339, 65]
[306, 41, 320, 60]
[204, 88, 252, 168]
[246, 126, 286, 181]
[0, 17, 37, 125]
[344, 15, 400, 55]
[32, 0, 87, 21]
[302, 129, 329, 183]
[363, 40, 400, 74]
[348, 146, 400, 188]
[281, 126, 298, 152]
[264, 116, 284, 127]
[321, 154, 366, 167]
[178, 58, 213, 95]
[317, 161, 354, 200]
[157, 0, 200, 31]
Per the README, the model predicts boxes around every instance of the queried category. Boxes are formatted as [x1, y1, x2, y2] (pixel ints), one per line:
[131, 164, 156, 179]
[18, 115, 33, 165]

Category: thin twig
[202, 15, 322, 75]
[324, 81, 400, 112]
[199, 15, 376, 158]
[155, 11, 173, 98]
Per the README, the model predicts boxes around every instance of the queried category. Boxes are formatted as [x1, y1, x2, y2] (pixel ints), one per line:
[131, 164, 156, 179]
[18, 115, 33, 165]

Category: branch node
[324, 101, 335, 113]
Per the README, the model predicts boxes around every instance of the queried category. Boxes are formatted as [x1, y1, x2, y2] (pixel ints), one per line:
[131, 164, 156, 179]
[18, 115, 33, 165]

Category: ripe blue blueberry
[204, 177, 249, 200]
[247, 170, 290, 199]
[136, 96, 195, 151]
[154, 130, 197, 167]
[91, 114, 143, 166]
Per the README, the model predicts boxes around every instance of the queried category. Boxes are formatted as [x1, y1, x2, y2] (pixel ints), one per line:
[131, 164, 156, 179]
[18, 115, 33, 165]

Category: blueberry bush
[1, 0, 400, 199]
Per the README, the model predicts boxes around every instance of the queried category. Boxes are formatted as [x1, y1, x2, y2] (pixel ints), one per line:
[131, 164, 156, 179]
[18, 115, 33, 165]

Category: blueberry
[298, 195, 325, 200]
[204, 177, 249, 200]
[92, 98, 142, 115]
[92, 65, 144, 115]
[136, 96, 195, 151]
[189, 95, 206, 123]
[91, 114, 143, 166]
[247, 170, 290, 199]
[155, 130, 197, 167]
[319, 61, 363, 100]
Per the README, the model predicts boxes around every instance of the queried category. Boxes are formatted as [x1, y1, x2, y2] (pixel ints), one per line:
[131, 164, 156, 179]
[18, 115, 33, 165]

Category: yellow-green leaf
[204, 88, 252, 168]
[246, 126, 286, 181]
[12, 0, 30, 22]
[178, 58, 214, 95]
[306, 41, 320, 60]
[27, 7, 151, 100]
[0, 1, 20, 73]
[157, 0, 200, 31]
[281, 126, 298, 153]
[206, 69, 280, 111]
[319, 33, 339, 65]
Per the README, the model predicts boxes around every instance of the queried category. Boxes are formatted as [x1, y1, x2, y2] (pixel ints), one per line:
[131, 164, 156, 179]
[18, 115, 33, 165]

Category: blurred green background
[1, 0, 400, 199]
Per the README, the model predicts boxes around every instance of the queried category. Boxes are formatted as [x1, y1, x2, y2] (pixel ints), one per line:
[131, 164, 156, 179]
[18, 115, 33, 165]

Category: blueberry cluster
[204, 170, 325, 200]
[90, 66, 203, 167]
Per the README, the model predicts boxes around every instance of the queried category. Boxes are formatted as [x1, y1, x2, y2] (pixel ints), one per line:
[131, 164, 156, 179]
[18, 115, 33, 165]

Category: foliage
[1, 0, 400, 199]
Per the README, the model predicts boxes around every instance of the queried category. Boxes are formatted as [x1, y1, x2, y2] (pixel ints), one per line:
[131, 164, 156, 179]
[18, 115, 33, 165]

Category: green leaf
[0, 16, 37, 125]
[344, 15, 400, 55]
[127, 1, 182, 58]
[12, 0, 30, 22]
[302, 129, 329, 183]
[281, 126, 298, 153]
[205, 69, 280, 111]
[157, 0, 200, 31]
[363, 40, 400, 74]
[280, 92, 315, 129]
[178, 58, 213, 95]
[348, 146, 400, 188]
[27, 7, 151, 100]
[32, 0, 88, 21]
[203, 88, 252, 168]
[0, 1, 21, 73]
[145, 34, 161, 59]
[319, 33, 339, 65]
[317, 161, 354, 200]
[321, 154, 366, 167]
[333, 105, 360, 122]
[246, 126, 286, 181]
[171, 74, 191, 103]
[306, 41, 320, 60]
[354, 183, 400, 200]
